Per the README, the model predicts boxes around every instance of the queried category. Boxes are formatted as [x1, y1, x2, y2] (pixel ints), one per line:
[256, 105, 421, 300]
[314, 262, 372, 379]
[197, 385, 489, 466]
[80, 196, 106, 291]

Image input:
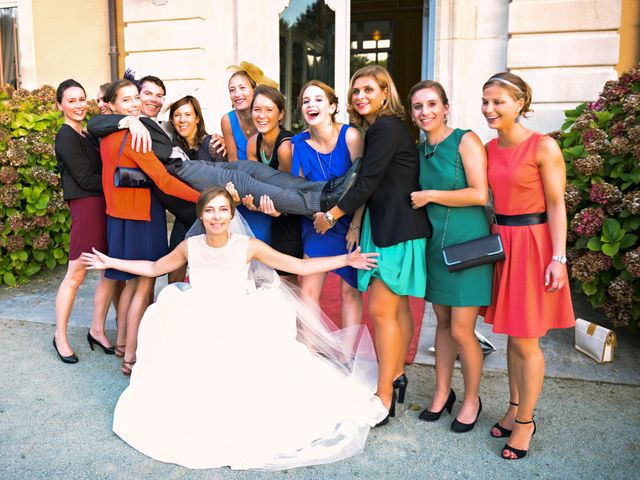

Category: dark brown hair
[56, 79, 85, 103]
[483, 72, 533, 118]
[103, 79, 137, 104]
[408, 80, 449, 107]
[196, 186, 236, 220]
[170, 95, 208, 152]
[139, 75, 166, 96]
[251, 85, 286, 122]
[297, 80, 339, 122]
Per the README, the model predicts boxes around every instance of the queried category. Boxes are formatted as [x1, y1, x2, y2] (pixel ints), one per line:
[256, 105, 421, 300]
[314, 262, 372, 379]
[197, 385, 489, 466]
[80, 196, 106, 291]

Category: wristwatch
[323, 212, 336, 227]
[551, 255, 567, 264]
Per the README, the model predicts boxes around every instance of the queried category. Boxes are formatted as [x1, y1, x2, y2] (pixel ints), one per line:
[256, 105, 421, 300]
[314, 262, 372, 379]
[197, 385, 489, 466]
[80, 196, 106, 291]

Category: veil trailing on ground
[186, 211, 379, 394]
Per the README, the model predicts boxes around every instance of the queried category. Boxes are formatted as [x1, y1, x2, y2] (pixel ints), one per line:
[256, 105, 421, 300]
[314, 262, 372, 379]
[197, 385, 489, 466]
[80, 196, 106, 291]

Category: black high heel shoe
[375, 389, 397, 427]
[392, 373, 408, 404]
[87, 331, 115, 354]
[419, 389, 456, 422]
[491, 401, 519, 438]
[451, 397, 482, 433]
[52, 337, 78, 364]
[501, 418, 537, 460]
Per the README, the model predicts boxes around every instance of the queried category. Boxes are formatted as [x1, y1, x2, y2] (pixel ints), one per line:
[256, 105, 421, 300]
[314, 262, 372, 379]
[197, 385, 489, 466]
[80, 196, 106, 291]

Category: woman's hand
[80, 248, 111, 270]
[544, 261, 567, 292]
[410, 190, 432, 209]
[225, 182, 241, 205]
[313, 212, 332, 234]
[209, 133, 227, 157]
[241, 194, 258, 211]
[256, 195, 281, 217]
[345, 226, 360, 252]
[346, 246, 378, 270]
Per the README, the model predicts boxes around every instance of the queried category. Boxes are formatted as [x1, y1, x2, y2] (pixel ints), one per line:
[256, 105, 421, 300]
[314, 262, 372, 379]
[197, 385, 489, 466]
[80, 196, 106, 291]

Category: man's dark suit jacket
[88, 115, 174, 163]
[88, 114, 196, 227]
[337, 115, 431, 248]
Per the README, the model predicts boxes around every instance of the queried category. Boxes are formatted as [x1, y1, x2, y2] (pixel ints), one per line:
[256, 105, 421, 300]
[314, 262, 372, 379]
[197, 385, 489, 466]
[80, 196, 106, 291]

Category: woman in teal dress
[409, 81, 492, 433]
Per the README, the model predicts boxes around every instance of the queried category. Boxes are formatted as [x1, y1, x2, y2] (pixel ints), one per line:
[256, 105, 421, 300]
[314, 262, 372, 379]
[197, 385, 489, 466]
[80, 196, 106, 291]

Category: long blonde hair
[347, 65, 404, 127]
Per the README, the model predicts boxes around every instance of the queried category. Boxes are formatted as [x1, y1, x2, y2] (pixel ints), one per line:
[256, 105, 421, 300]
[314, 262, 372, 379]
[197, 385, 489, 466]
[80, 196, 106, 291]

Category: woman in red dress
[481, 72, 575, 460]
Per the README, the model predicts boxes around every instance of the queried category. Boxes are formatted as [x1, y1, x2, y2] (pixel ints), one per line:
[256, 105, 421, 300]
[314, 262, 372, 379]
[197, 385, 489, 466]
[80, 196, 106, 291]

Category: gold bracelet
[349, 223, 360, 231]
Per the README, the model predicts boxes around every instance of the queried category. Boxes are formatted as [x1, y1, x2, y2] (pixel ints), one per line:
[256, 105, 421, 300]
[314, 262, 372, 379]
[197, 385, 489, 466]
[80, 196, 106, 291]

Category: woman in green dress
[409, 80, 492, 433]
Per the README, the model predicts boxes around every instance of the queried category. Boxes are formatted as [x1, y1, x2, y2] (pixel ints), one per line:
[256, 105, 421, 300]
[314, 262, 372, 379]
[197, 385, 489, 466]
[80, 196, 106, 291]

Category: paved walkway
[1, 266, 639, 479]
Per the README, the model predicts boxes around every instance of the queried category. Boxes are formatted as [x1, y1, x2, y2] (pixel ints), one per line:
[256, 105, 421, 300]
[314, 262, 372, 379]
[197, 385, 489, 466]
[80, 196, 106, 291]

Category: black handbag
[113, 132, 153, 188]
[441, 152, 505, 273]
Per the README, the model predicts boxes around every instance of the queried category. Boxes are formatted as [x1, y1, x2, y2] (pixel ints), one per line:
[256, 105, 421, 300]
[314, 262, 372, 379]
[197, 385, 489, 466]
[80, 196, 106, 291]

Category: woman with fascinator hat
[221, 61, 281, 243]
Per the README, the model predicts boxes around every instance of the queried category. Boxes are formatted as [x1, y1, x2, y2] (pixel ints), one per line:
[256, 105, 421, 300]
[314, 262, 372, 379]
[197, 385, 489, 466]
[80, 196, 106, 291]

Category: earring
[382, 98, 387, 106]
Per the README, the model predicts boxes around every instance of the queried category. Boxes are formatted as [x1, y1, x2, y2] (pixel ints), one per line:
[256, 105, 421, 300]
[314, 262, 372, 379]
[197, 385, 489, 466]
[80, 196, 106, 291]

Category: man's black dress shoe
[319, 157, 361, 211]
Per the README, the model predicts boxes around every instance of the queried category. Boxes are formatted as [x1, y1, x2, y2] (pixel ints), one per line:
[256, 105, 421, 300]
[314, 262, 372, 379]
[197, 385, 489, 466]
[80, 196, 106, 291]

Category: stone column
[433, 0, 510, 141]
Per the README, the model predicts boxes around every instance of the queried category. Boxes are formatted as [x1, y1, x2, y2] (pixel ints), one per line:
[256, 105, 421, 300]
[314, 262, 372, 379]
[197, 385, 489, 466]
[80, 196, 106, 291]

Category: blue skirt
[301, 216, 357, 288]
[105, 193, 168, 280]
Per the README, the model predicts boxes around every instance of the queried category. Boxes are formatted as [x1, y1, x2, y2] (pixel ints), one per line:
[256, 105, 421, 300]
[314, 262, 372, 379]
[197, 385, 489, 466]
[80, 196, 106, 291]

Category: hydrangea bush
[554, 68, 640, 330]
[0, 85, 98, 286]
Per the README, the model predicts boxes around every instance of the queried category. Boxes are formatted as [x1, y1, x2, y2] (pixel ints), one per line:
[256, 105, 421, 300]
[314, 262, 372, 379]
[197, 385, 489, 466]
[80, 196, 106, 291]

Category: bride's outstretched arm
[248, 238, 378, 276]
[81, 241, 188, 277]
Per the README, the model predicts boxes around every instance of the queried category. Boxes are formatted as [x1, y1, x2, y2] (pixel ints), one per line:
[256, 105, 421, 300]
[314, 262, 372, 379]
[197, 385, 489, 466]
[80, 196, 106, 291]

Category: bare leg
[491, 337, 520, 436]
[299, 259, 328, 308]
[502, 336, 544, 458]
[112, 280, 125, 313]
[168, 264, 188, 284]
[88, 273, 117, 347]
[115, 280, 135, 352]
[368, 278, 402, 410]
[123, 277, 154, 365]
[450, 306, 483, 423]
[340, 278, 363, 328]
[54, 259, 87, 356]
[395, 296, 413, 378]
[429, 304, 457, 411]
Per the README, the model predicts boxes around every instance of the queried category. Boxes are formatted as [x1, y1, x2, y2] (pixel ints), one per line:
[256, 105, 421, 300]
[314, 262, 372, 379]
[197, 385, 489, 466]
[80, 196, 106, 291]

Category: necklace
[424, 130, 450, 159]
[310, 126, 337, 181]
[260, 144, 273, 165]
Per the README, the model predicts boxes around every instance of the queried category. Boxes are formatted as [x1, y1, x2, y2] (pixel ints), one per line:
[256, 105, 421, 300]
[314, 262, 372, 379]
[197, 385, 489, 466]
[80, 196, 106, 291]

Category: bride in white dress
[82, 186, 388, 470]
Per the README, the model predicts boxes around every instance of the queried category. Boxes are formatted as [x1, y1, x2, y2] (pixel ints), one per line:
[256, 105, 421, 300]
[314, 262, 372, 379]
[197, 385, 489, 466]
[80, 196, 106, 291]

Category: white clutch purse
[574, 318, 617, 363]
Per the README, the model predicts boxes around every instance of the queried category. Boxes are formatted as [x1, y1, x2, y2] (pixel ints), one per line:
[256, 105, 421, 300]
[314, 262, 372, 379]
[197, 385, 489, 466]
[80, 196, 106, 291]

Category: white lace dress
[112, 233, 387, 470]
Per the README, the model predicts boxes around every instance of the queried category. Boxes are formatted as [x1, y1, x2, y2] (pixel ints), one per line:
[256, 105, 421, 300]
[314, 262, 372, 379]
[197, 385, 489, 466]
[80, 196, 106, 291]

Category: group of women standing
[52, 61, 575, 467]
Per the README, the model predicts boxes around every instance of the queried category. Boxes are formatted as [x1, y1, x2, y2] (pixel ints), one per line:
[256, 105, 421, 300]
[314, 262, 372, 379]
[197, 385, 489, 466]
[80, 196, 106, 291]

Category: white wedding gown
[113, 233, 387, 470]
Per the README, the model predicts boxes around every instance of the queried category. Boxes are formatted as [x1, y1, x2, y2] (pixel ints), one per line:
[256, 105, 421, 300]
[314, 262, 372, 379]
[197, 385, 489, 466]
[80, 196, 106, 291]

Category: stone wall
[508, 0, 621, 134]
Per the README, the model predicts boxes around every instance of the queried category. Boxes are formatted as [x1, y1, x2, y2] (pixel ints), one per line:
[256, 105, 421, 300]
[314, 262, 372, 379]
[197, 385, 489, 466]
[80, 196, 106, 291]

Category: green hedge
[0, 85, 98, 287]
[556, 68, 640, 330]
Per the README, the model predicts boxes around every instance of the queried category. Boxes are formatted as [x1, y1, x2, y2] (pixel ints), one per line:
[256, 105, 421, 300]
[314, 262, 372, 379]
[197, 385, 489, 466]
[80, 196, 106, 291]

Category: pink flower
[571, 207, 605, 238]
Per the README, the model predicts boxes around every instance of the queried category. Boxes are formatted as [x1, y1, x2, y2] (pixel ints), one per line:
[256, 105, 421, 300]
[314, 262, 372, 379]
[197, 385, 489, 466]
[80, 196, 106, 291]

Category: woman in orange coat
[101, 79, 200, 375]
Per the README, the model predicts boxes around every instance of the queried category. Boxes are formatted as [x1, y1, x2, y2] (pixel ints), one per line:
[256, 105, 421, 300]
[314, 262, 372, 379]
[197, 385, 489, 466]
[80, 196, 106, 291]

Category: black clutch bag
[440, 151, 504, 273]
[114, 166, 153, 188]
[113, 132, 153, 188]
[442, 234, 505, 272]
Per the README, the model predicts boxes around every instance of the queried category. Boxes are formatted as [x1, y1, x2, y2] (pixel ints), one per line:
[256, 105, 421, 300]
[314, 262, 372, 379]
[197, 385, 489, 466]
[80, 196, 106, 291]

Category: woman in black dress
[244, 85, 302, 282]
[53, 79, 117, 363]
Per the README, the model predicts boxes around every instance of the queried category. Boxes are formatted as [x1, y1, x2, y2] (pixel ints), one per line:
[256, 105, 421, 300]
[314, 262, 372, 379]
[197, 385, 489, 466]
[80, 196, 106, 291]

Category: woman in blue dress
[220, 62, 279, 243]
[292, 80, 365, 332]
